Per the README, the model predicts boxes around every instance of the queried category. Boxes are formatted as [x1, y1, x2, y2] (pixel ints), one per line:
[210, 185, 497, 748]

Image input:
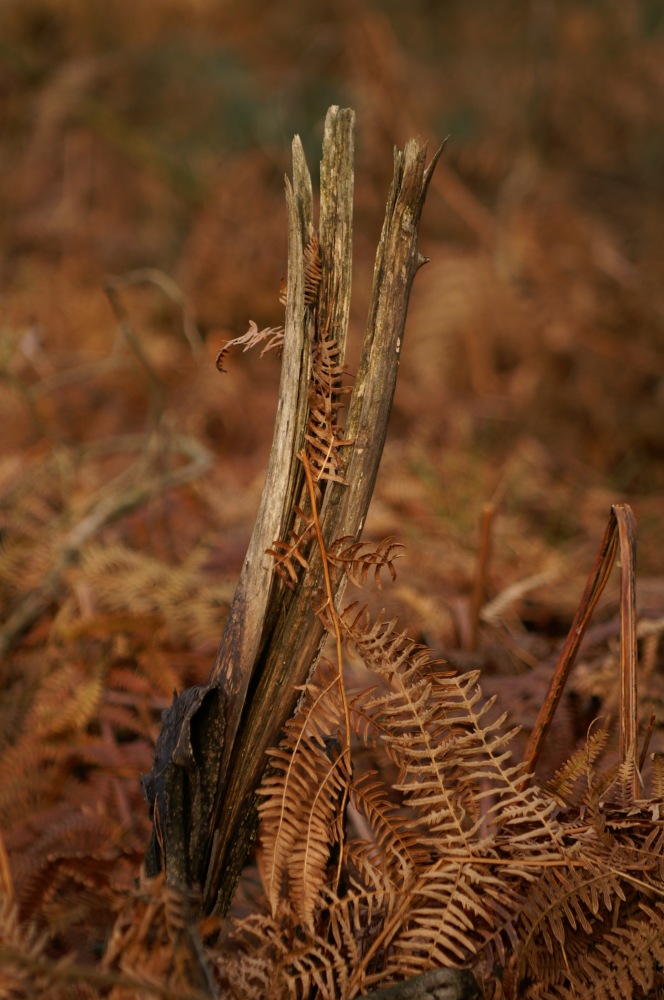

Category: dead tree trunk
[143, 105, 442, 919]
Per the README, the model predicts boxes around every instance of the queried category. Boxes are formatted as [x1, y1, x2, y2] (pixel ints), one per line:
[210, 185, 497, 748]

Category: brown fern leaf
[0, 627, 158, 964]
[103, 872, 215, 999]
[386, 868, 503, 971]
[519, 896, 664, 999]
[558, 901, 664, 998]
[611, 750, 643, 808]
[349, 771, 426, 875]
[77, 543, 232, 648]
[515, 848, 630, 989]
[215, 320, 284, 372]
[303, 233, 323, 307]
[580, 746, 646, 816]
[224, 909, 349, 1000]
[335, 604, 571, 971]
[305, 332, 352, 485]
[241, 587, 664, 996]
[334, 603, 415, 671]
[260, 736, 349, 927]
[277, 232, 322, 310]
[11, 809, 142, 937]
[0, 894, 50, 997]
[0, 878, 209, 999]
[266, 515, 316, 589]
[544, 722, 611, 806]
[284, 935, 350, 1000]
[257, 660, 352, 927]
[340, 603, 560, 835]
[322, 864, 402, 983]
[328, 536, 404, 589]
[215, 929, 276, 999]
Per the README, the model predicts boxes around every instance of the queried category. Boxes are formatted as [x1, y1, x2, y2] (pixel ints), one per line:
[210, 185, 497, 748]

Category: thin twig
[300, 449, 352, 893]
[520, 505, 638, 788]
[613, 503, 639, 796]
[468, 501, 494, 651]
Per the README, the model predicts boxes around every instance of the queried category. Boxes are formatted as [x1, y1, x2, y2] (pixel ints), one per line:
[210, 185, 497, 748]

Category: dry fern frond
[349, 770, 425, 874]
[278, 232, 322, 309]
[0, 893, 50, 996]
[245, 604, 575, 991]
[283, 936, 350, 1000]
[516, 857, 624, 965]
[511, 807, 664, 997]
[328, 536, 404, 589]
[266, 513, 316, 589]
[216, 917, 278, 998]
[258, 660, 352, 926]
[0, 630, 161, 959]
[222, 908, 350, 1000]
[76, 542, 232, 647]
[0, 875, 212, 1000]
[340, 604, 561, 844]
[544, 722, 611, 807]
[304, 330, 352, 486]
[103, 872, 215, 999]
[321, 867, 403, 982]
[556, 900, 664, 999]
[215, 320, 285, 372]
[303, 233, 323, 307]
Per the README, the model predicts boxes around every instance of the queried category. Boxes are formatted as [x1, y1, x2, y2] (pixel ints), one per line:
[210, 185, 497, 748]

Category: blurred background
[3, 1, 664, 955]
[2, 0, 664, 747]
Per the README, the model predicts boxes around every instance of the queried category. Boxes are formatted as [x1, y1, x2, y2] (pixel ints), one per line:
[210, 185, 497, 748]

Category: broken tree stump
[143, 105, 442, 920]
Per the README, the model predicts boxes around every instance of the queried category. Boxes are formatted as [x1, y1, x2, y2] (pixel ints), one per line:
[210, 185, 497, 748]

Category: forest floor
[1, 1, 664, 996]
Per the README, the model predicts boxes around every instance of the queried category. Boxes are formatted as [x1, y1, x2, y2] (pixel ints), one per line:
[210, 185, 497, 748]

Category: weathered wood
[317, 106, 355, 360]
[202, 106, 357, 915]
[143, 684, 225, 889]
[206, 134, 315, 779]
[141, 682, 225, 993]
[333, 137, 442, 543]
[201, 116, 441, 916]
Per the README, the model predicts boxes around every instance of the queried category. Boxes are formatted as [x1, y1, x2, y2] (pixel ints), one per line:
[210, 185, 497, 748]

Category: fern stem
[301, 448, 352, 894]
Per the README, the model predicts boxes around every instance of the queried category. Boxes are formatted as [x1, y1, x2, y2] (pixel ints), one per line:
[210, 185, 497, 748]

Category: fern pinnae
[428, 672, 565, 853]
[260, 452, 357, 929]
[650, 752, 664, 797]
[600, 900, 664, 997]
[327, 536, 404, 589]
[259, 696, 334, 914]
[291, 749, 351, 928]
[545, 722, 611, 806]
[384, 672, 490, 847]
[337, 617, 482, 846]
[259, 668, 348, 919]
[266, 521, 314, 589]
[259, 661, 348, 915]
[215, 320, 284, 372]
[541, 900, 664, 999]
[325, 863, 403, 945]
[302, 233, 323, 307]
[303, 312, 352, 486]
[349, 772, 424, 875]
[515, 859, 628, 984]
[283, 933, 348, 1000]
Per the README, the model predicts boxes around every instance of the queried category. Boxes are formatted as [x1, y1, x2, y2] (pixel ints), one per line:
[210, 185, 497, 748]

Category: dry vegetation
[1, 1, 664, 997]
